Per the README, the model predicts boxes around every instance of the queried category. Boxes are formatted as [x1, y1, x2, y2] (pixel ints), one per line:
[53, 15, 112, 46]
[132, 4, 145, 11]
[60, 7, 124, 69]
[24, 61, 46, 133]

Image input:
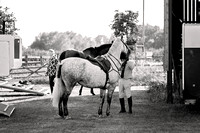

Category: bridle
[121, 38, 131, 52]
[107, 53, 121, 73]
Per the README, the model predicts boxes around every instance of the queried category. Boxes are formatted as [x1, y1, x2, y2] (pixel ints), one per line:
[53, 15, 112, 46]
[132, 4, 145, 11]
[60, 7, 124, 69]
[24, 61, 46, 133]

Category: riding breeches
[118, 78, 132, 98]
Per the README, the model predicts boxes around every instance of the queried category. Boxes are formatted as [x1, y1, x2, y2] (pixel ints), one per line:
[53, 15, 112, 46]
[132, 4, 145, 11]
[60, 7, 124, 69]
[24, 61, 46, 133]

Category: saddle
[86, 56, 110, 73]
[85, 56, 110, 88]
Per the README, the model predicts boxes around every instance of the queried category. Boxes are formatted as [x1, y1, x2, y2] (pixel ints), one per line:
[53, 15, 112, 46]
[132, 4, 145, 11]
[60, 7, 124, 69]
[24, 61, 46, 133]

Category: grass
[1, 90, 200, 132]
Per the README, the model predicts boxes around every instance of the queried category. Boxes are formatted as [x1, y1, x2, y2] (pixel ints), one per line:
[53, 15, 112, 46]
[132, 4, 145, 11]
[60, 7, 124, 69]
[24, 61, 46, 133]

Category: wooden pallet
[0, 103, 15, 117]
[0, 84, 44, 96]
[0, 97, 6, 102]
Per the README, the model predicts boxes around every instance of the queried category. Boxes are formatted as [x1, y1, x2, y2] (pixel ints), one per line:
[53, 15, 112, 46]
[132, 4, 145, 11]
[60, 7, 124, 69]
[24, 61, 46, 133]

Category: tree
[31, 32, 49, 50]
[138, 24, 164, 49]
[110, 10, 139, 45]
[30, 31, 98, 51]
[0, 6, 18, 34]
[95, 35, 110, 45]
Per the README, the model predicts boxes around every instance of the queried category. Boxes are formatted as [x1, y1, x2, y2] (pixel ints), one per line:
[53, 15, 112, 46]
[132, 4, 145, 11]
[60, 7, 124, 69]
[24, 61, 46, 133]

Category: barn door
[183, 24, 200, 99]
[0, 42, 10, 76]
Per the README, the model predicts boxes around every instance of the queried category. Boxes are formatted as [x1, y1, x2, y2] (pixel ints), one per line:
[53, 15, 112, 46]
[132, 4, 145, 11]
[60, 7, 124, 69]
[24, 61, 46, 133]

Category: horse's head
[108, 38, 131, 60]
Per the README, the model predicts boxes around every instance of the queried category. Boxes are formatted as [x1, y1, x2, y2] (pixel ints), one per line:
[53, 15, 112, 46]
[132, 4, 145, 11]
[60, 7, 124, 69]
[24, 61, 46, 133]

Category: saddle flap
[95, 56, 111, 72]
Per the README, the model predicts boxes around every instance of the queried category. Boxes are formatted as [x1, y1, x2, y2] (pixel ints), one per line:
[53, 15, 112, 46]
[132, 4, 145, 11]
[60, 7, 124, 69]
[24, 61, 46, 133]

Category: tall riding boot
[119, 98, 126, 113]
[128, 96, 132, 114]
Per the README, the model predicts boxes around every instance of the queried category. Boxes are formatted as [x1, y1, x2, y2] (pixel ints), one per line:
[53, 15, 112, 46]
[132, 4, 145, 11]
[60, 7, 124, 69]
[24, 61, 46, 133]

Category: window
[14, 39, 20, 59]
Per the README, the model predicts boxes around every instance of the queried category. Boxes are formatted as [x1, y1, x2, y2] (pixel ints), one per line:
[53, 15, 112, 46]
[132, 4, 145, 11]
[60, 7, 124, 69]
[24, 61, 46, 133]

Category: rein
[121, 39, 131, 52]
[108, 53, 121, 71]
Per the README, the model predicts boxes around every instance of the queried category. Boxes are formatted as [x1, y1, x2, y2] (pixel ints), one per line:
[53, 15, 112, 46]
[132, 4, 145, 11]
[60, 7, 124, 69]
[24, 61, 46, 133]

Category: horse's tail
[52, 64, 65, 108]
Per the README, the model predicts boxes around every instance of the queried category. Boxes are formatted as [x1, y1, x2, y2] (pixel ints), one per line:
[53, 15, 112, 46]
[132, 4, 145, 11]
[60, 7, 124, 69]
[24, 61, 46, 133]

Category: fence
[10, 54, 165, 84]
[22, 55, 49, 66]
[10, 55, 50, 79]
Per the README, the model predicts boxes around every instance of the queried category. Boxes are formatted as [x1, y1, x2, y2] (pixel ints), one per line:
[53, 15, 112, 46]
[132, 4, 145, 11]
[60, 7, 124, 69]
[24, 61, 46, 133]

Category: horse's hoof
[106, 113, 110, 116]
[64, 116, 71, 120]
[98, 115, 103, 118]
[98, 110, 102, 116]
[54, 114, 62, 119]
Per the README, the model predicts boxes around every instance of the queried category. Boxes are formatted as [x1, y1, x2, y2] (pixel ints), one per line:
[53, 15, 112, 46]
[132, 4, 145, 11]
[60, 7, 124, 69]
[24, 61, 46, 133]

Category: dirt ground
[1, 85, 200, 133]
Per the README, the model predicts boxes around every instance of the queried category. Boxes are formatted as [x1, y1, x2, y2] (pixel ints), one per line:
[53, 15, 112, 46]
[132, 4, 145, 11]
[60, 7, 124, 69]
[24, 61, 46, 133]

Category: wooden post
[0, 84, 44, 96]
[40, 56, 43, 65]
[167, 0, 173, 104]
[2, 21, 5, 34]
[25, 55, 28, 67]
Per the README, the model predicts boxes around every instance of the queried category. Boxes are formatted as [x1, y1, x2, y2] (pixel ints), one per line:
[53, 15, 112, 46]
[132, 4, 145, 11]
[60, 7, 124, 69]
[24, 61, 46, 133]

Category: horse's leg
[98, 89, 106, 116]
[106, 86, 115, 116]
[90, 88, 95, 95]
[79, 85, 83, 95]
[62, 92, 71, 119]
[58, 93, 70, 119]
[58, 96, 64, 118]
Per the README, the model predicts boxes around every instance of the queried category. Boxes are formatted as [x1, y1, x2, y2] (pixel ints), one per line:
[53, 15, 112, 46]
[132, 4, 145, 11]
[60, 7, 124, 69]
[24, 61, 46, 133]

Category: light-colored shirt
[123, 60, 134, 79]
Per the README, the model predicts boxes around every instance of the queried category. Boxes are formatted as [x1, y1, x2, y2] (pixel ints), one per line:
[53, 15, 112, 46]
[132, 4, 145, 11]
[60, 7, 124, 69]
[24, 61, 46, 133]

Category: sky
[1, 0, 164, 47]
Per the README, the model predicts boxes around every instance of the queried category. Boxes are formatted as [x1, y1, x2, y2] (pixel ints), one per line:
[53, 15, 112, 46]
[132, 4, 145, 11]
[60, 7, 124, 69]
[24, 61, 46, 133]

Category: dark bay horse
[58, 43, 112, 95]
[53, 38, 131, 119]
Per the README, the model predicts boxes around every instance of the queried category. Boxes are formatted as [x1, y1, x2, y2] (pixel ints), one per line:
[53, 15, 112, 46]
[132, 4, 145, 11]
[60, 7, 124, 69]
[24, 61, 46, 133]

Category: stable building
[0, 35, 22, 76]
[165, 0, 200, 103]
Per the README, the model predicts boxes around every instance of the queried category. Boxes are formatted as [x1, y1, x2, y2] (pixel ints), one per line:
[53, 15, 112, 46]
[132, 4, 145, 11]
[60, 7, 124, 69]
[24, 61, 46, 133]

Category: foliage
[131, 63, 166, 86]
[31, 32, 66, 50]
[29, 24, 164, 53]
[110, 10, 139, 45]
[138, 24, 164, 49]
[150, 48, 164, 62]
[95, 35, 110, 44]
[0, 6, 18, 34]
[147, 81, 167, 103]
[22, 47, 49, 56]
[30, 31, 111, 51]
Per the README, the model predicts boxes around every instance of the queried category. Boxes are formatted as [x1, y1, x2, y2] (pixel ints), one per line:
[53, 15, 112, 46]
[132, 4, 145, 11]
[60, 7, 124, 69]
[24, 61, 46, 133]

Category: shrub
[147, 81, 167, 103]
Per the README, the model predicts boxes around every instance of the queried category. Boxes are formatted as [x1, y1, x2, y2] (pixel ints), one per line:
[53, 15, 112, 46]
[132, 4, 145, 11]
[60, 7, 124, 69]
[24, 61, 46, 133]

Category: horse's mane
[83, 47, 97, 58]
[58, 49, 83, 62]
[95, 43, 112, 49]
[95, 43, 112, 56]
[59, 43, 113, 61]
[83, 43, 112, 58]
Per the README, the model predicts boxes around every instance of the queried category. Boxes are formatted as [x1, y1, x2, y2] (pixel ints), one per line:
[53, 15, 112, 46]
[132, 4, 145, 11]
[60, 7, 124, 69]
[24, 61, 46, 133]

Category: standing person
[118, 51, 134, 114]
[46, 49, 58, 94]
